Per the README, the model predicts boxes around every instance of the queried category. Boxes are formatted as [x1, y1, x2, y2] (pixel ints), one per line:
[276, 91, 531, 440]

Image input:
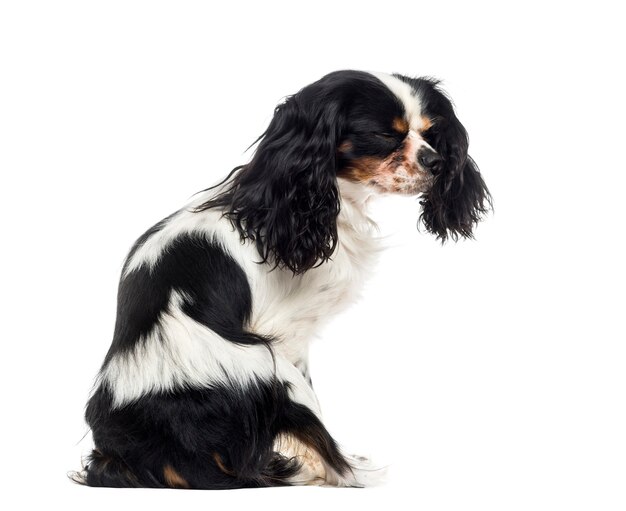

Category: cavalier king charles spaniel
[75, 70, 491, 489]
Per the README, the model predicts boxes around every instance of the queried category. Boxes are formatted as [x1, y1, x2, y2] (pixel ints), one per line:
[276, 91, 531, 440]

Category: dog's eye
[420, 128, 436, 146]
[374, 133, 397, 141]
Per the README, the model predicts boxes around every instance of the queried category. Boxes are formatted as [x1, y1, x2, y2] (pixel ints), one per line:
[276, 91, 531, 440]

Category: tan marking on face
[163, 464, 190, 489]
[339, 131, 434, 195]
[392, 117, 409, 134]
[340, 155, 385, 183]
[420, 116, 433, 132]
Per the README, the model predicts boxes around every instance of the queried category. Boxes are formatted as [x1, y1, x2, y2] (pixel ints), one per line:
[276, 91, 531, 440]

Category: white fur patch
[123, 200, 222, 277]
[101, 290, 273, 407]
[370, 71, 427, 132]
[101, 289, 321, 414]
[248, 178, 381, 366]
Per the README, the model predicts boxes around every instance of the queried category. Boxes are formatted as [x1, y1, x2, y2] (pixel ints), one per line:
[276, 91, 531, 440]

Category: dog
[75, 70, 490, 489]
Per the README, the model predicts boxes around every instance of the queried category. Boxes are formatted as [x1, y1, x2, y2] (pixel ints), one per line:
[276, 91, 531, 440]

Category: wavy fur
[393, 75, 492, 241]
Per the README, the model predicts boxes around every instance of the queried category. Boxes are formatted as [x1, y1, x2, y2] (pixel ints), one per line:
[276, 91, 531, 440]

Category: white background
[1, 1, 624, 509]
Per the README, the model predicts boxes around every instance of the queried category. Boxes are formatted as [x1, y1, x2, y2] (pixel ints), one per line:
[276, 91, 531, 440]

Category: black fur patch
[84, 379, 349, 489]
[103, 226, 268, 367]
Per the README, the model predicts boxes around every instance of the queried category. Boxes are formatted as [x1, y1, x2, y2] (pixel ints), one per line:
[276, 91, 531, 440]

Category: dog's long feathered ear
[198, 79, 345, 275]
[417, 81, 492, 241]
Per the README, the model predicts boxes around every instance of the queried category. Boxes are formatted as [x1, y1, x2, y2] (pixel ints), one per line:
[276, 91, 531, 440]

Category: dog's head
[199, 70, 491, 273]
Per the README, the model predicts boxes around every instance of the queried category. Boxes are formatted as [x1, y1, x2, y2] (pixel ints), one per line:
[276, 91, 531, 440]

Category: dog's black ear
[199, 73, 355, 274]
[410, 79, 492, 241]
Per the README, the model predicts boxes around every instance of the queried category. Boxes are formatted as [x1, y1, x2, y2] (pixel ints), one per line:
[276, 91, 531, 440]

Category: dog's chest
[250, 221, 378, 362]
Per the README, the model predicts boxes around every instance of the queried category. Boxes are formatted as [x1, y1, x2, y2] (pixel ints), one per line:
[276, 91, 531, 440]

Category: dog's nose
[418, 148, 442, 171]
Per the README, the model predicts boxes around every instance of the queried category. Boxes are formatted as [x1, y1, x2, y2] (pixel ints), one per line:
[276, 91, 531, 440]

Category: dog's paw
[344, 453, 389, 487]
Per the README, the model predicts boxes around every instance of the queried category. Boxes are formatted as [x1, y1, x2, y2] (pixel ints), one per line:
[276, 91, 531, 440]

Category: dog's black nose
[418, 148, 442, 171]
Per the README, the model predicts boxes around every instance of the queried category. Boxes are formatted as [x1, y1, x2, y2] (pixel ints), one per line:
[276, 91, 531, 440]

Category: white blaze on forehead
[369, 71, 428, 132]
